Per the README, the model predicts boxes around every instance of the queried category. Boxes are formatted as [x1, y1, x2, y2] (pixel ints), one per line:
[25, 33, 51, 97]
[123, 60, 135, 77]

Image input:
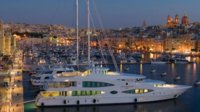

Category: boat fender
[63, 100, 66, 104]
[93, 99, 96, 104]
[134, 98, 137, 103]
[174, 94, 178, 98]
[41, 102, 45, 107]
[77, 100, 80, 105]
[126, 83, 128, 86]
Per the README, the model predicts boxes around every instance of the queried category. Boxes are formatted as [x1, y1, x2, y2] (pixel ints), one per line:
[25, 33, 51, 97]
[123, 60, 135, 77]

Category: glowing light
[150, 53, 153, 59]
[65, 79, 69, 82]
[184, 50, 190, 54]
[186, 57, 190, 62]
[118, 44, 122, 48]
[101, 91, 105, 94]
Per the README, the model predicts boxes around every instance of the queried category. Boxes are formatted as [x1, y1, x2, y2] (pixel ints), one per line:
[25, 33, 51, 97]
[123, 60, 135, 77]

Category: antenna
[76, 0, 79, 67]
[87, 0, 91, 66]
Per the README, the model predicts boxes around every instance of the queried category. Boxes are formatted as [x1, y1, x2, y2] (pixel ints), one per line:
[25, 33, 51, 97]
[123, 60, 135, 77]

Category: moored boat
[35, 66, 191, 106]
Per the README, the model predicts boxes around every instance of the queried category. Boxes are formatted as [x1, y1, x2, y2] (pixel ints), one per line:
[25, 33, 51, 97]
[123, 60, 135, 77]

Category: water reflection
[192, 63, 197, 77]
[140, 63, 143, 75]
[170, 63, 177, 76]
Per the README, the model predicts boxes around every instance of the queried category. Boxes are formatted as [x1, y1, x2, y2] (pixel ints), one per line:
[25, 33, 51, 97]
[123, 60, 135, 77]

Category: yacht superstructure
[30, 66, 77, 86]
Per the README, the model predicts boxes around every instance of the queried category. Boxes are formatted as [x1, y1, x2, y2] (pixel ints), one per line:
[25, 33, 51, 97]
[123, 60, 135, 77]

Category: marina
[1, 0, 200, 112]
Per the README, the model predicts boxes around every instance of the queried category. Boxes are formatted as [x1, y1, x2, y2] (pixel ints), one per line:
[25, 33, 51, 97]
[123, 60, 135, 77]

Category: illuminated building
[167, 14, 180, 28]
[0, 21, 5, 54]
[167, 15, 174, 28]
[181, 14, 189, 26]
[3, 33, 14, 55]
[0, 21, 16, 55]
[6, 37, 11, 55]
[11, 34, 17, 51]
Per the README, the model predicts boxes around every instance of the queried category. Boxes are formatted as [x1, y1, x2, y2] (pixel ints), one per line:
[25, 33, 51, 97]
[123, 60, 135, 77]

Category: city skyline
[0, 0, 199, 28]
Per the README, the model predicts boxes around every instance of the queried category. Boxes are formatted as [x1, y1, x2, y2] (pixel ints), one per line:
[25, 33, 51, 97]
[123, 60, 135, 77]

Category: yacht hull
[36, 87, 189, 106]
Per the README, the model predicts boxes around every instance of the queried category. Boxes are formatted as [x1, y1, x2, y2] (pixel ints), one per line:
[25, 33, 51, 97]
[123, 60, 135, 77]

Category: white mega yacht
[35, 66, 191, 106]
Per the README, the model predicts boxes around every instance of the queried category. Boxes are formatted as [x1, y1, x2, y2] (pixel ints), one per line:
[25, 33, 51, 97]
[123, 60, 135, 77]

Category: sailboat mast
[76, 0, 79, 66]
[87, 0, 91, 65]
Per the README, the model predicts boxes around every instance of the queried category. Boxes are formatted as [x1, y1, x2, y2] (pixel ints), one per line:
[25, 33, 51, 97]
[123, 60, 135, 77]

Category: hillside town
[1, 15, 200, 63]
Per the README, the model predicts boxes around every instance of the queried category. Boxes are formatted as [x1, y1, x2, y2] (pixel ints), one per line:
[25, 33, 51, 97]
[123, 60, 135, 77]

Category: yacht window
[96, 91, 101, 94]
[139, 89, 144, 94]
[66, 70, 74, 72]
[81, 91, 86, 96]
[90, 91, 93, 95]
[135, 89, 139, 94]
[110, 91, 118, 94]
[144, 89, 148, 93]
[41, 91, 59, 97]
[92, 82, 97, 87]
[72, 82, 76, 86]
[123, 89, 153, 94]
[48, 81, 77, 88]
[154, 84, 176, 88]
[77, 91, 81, 96]
[136, 79, 143, 82]
[44, 77, 50, 79]
[31, 76, 40, 80]
[67, 91, 72, 96]
[82, 81, 114, 87]
[44, 71, 53, 74]
[57, 71, 64, 73]
[65, 91, 67, 96]
[57, 90, 105, 96]
[72, 91, 77, 96]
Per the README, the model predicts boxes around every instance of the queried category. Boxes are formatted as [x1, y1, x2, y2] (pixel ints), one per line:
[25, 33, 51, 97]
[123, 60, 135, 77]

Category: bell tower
[174, 14, 179, 25]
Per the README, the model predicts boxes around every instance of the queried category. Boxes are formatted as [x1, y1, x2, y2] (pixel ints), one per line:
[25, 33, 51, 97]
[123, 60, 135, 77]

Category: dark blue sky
[0, 0, 199, 28]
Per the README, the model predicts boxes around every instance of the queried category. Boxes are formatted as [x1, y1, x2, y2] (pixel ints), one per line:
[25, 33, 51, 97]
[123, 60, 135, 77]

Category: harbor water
[24, 63, 200, 112]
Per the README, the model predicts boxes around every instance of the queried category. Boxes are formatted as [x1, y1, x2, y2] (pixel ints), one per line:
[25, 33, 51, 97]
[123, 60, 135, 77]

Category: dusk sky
[0, 0, 199, 28]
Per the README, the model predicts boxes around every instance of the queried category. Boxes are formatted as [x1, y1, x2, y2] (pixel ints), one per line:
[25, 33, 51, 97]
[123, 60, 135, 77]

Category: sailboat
[35, 0, 191, 106]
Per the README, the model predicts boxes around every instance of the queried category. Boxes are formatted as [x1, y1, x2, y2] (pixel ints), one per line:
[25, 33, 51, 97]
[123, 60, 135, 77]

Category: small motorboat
[124, 67, 130, 71]
[161, 72, 167, 77]
[174, 75, 181, 81]
[194, 80, 200, 86]
[151, 69, 156, 73]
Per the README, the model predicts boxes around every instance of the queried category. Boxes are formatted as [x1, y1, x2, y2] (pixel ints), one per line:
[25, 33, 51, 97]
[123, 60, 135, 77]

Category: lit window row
[154, 84, 175, 88]
[40, 90, 104, 97]
[123, 89, 153, 94]
[47, 81, 76, 88]
[82, 81, 114, 87]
